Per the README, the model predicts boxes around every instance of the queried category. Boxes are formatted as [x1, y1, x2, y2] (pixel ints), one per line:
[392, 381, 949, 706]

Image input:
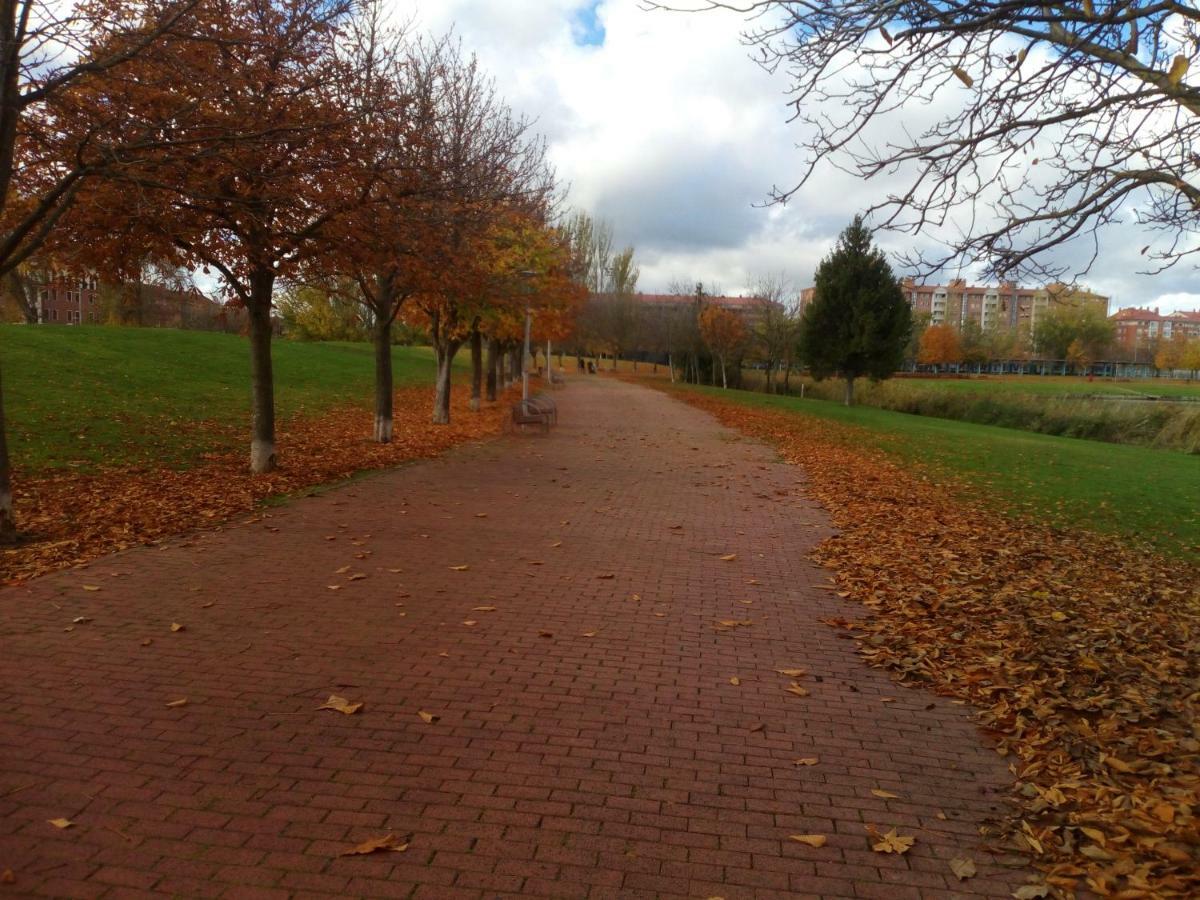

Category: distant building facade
[25, 274, 245, 331]
[1112, 307, 1200, 349]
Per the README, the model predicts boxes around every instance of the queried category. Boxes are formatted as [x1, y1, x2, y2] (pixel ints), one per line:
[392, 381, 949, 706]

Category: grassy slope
[1, 326, 455, 471]
[668, 383, 1200, 562]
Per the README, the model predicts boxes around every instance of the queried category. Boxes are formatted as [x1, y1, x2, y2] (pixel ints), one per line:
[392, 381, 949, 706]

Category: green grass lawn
[671, 383, 1200, 562]
[1, 326, 452, 471]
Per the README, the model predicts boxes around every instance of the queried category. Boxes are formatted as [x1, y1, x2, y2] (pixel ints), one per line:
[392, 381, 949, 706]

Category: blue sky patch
[572, 2, 606, 47]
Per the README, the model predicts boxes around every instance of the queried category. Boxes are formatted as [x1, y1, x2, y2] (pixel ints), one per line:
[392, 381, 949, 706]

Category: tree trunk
[486, 337, 498, 402]
[469, 328, 483, 411]
[783, 362, 792, 394]
[247, 269, 277, 473]
[0, 352, 15, 543]
[844, 376, 855, 407]
[373, 316, 393, 443]
[720, 357, 727, 389]
[433, 341, 459, 425]
[668, 353, 676, 383]
[610, 350, 618, 372]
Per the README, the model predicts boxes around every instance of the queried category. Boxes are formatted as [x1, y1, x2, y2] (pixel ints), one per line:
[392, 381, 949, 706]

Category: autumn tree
[748, 274, 800, 393]
[801, 216, 911, 406]
[918, 324, 964, 369]
[652, 1, 1200, 282]
[1032, 304, 1115, 360]
[0, 0, 203, 541]
[1154, 331, 1191, 373]
[699, 305, 746, 389]
[85, 0, 382, 473]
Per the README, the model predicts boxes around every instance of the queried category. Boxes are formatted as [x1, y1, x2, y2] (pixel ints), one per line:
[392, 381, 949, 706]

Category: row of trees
[0, 0, 590, 542]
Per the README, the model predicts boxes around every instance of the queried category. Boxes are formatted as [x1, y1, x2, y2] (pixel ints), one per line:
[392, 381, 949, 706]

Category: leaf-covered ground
[659, 384, 1200, 898]
[1, 386, 511, 582]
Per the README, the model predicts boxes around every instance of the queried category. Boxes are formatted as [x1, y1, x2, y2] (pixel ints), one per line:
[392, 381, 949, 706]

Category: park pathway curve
[0, 376, 1034, 899]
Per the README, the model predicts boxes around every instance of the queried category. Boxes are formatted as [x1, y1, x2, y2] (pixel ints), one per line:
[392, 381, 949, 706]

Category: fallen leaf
[417, 710, 439, 724]
[789, 834, 827, 848]
[785, 683, 810, 697]
[0, 870, 13, 885]
[47, 818, 73, 829]
[462, 620, 478, 626]
[870, 828, 914, 854]
[165, 698, 188, 708]
[794, 757, 819, 766]
[475, 513, 488, 518]
[338, 833, 410, 856]
[71, 616, 92, 625]
[140, 638, 152, 647]
[776, 668, 807, 677]
[335, 565, 351, 574]
[348, 573, 367, 581]
[449, 565, 470, 571]
[538, 630, 554, 638]
[170, 623, 185, 632]
[581, 631, 597, 637]
[729, 676, 741, 686]
[327, 585, 342, 591]
[81, 585, 101, 592]
[319, 695, 363, 715]
[749, 723, 766, 733]
[1012, 885, 1051, 900]
[950, 857, 977, 881]
[472, 606, 497, 612]
[719, 553, 737, 561]
[871, 789, 901, 800]
[597, 573, 614, 579]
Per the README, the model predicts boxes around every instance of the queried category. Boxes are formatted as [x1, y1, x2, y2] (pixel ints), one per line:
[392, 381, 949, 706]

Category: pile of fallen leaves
[2, 385, 513, 582]
[667, 386, 1200, 898]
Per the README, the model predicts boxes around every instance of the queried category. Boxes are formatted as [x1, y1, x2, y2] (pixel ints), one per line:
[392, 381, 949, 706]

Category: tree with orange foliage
[83, 0, 382, 472]
[918, 324, 964, 370]
[699, 305, 747, 389]
[0, 0, 203, 541]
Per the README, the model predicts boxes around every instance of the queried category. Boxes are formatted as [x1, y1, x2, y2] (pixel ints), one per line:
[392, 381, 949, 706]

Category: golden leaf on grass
[47, 818, 73, 829]
[870, 828, 914, 854]
[417, 710, 439, 724]
[472, 606, 497, 612]
[319, 695, 363, 715]
[794, 757, 819, 766]
[719, 554, 737, 561]
[82, 585, 101, 592]
[338, 833, 410, 856]
[776, 668, 807, 677]
[449, 565, 470, 572]
[789, 834, 827, 848]
[170, 623, 185, 632]
[871, 789, 901, 800]
[785, 683, 810, 697]
[729, 677, 741, 686]
[165, 698, 188, 708]
[949, 857, 977, 880]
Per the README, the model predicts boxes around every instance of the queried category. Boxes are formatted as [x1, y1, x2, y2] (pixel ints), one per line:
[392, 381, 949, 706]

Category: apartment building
[1112, 307, 1200, 347]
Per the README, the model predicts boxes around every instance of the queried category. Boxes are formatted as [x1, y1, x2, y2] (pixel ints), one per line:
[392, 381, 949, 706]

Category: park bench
[507, 398, 552, 433]
[526, 395, 558, 424]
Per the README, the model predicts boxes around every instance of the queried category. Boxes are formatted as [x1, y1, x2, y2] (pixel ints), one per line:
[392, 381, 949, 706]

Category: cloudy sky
[389, 0, 1198, 314]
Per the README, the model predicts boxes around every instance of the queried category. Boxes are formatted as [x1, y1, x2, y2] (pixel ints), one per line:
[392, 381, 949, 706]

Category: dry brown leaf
[140, 638, 152, 647]
[785, 683, 810, 697]
[71, 616, 91, 625]
[474, 513, 488, 518]
[462, 620, 477, 626]
[597, 573, 614, 579]
[169, 623, 185, 632]
[0, 869, 14, 885]
[81, 584, 101, 592]
[581, 631, 597, 637]
[348, 573, 367, 581]
[449, 565, 470, 571]
[538, 630, 554, 638]
[47, 818, 73, 829]
[789, 834, 827, 848]
[871, 789, 901, 800]
[870, 828, 914, 854]
[718, 553, 737, 561]
[472, 606, 497, 612]
[417, 710, 439, 724]
[729, 676, 741, 686]
[776, 668, 807, 677]
[334, 565, 351, 574]
[165, 698, 188, 708]
[794, 757, 819, 766]
[1012, 885, 1051, 900]
[338, 833, 410, 856]
[949, 857, 977, 880]
[319, 695, 362, 716]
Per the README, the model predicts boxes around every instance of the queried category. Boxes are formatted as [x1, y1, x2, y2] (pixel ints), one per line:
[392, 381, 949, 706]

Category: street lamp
[519, 270, 538, 401]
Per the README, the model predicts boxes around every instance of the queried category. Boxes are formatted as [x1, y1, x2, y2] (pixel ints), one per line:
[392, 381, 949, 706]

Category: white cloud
[385, 0, 1200, 314]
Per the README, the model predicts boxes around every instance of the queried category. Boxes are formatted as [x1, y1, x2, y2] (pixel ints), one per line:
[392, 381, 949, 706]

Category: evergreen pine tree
[801, 216, 911, 405]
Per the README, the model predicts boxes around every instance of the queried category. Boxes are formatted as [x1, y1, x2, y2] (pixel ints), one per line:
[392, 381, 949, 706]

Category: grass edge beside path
[638, 376, 1200, 899]
[662, 380, 1199, 562]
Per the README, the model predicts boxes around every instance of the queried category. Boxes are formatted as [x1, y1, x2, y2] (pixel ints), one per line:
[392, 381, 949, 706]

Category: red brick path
[0, 377, 1033, 898]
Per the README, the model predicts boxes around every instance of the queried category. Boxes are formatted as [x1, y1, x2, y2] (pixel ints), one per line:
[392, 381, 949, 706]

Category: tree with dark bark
[647, 1, 1200, 281]
[0, 0, 201, 542]
[801, 216, 911, 405]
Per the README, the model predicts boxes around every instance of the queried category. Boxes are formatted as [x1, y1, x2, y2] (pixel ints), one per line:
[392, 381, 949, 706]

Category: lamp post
[519, 270, 538, 401]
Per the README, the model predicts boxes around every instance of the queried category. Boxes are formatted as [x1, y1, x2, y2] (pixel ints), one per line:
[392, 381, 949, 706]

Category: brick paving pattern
[0, 377, 1034, 898]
